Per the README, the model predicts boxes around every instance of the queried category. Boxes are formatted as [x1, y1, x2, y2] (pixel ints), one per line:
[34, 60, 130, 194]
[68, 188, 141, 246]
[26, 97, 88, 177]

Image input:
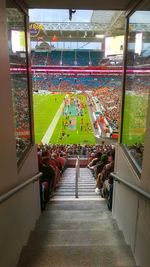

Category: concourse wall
[113, 141, 150, 267]
[0, 1, 41, 266]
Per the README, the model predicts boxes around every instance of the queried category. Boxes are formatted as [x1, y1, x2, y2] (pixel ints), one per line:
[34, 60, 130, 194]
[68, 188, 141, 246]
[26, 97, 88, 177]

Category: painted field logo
[69, 117, 76, 130]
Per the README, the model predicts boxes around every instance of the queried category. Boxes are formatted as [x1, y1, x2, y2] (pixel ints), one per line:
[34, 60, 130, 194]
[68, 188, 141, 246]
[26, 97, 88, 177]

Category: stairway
[17, 168, 137, 267]
[54, 167, 100, 199]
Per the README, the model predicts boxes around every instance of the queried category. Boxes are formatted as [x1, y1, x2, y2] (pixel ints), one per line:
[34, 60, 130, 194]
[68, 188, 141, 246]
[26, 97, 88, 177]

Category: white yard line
[41, 102, 64, 144]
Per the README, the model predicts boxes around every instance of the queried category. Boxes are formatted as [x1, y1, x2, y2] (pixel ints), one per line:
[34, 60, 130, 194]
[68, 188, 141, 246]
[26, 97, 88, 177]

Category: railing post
[75, 156, 80, 198]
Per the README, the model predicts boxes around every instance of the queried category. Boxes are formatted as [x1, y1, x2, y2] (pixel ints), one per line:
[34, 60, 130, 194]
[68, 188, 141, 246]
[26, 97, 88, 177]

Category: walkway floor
[17, 167, 137, 267]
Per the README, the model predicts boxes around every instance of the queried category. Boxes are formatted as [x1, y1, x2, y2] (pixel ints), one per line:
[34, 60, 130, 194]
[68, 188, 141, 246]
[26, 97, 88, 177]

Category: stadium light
[95, 34, 104, 38]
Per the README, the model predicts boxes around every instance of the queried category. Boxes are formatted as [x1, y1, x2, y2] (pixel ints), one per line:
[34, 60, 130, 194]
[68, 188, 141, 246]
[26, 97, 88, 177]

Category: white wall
[113, 145, 140, 251]
[113, 181, 139, 251]
[113, 143, 150, 267]
[0, 1, 41, 267]
[0, 181, 40, 267]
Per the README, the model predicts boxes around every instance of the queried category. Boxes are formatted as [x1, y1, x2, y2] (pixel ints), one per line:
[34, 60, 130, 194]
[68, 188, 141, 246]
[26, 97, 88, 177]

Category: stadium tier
[32, 75, 122, 91]
[31, 50, 104, 66]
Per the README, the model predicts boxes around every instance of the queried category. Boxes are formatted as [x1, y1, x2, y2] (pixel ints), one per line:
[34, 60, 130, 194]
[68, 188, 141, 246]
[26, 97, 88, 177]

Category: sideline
[41, 102, 64, 144]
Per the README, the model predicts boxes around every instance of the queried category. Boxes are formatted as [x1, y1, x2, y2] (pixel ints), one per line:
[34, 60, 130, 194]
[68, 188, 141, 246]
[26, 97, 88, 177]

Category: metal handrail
[111, 172, 150, 200]
[75, 156, 80, 198]
[0, 172, 42, 204]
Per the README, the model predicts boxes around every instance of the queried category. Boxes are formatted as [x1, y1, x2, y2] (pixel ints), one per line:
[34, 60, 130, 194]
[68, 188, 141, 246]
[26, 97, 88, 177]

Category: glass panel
[6, 0, 32, 162]
[122, 4, 150, 171]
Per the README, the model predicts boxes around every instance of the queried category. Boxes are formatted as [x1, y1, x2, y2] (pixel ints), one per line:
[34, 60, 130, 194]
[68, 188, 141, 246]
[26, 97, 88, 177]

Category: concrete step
[28, 229, 125, 247]
[55, 192, 97, 196]
[54, 192, 75, 196]
[58, 185, 95, 189]
[52, 196, 102, 201]
[59, 183, 95, 186]
[57, 188, 95, 192]
[78, 188, 96, 191]
[17, 245, 136, 267]
[59, 186, 95, 188]
[35, 219, 118, 231]
[62, 180, 95, 183]
[47, 200, 106, 210]
[57, 166, 96, 197]
[60, 179, 95, 182]
[40, 209, 112, 221]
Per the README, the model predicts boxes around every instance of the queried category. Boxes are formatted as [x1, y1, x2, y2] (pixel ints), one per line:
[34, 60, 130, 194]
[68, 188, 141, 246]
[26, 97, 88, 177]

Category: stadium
[11, 9, 150, 151]
[1, 2, 150, 267]
[28, 10, 125, 146]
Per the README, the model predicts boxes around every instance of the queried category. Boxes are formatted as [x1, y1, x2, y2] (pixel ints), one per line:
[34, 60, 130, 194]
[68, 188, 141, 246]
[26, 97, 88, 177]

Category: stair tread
[17, 245, 136, 267]
[28, 229, 125, 247]
[35, 219, 117, 231]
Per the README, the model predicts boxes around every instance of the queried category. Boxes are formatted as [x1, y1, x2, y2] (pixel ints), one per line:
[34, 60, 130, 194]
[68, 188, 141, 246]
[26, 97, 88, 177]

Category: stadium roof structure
[29, 10, 126, 43]
[7, 3, 150, 45]
[7, 8, 126, 42]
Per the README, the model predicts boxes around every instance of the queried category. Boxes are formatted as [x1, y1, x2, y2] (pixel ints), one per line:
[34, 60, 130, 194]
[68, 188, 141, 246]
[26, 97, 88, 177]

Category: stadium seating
[47, 51, 61, 65]
[31, 50, 104, 66]
[32, 51, 47, 65]
[31, 50, 150, 67]
[32, 74, 122, 92]
[90, 51, 103, 66]
[62, 51, 75, 66]
[76, 51, 89, 66]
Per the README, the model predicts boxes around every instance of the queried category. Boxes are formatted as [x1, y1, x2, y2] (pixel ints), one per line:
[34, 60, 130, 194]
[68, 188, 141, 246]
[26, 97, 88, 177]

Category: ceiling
[24, 0, 136, 10]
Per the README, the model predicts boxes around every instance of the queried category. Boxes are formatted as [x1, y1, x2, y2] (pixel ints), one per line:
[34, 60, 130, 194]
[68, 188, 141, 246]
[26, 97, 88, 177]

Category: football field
[33, 93, 95, 145]
[122, 94, 148, 144]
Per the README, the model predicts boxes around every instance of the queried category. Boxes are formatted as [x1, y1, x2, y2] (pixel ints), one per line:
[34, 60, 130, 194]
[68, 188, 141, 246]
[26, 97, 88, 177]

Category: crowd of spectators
[32, 74, 122, 92]
[37, 143, 114, 160]
[126, 76, 150, 94]
[37, 143, 115, 210]
[93, 86, 121, 132]
[37, 144, 67, 209]
[12, 75, 30, 130]
[11, 74, 31, 160]
[87, 143, 115, 210]
[32, 51, 47, 65]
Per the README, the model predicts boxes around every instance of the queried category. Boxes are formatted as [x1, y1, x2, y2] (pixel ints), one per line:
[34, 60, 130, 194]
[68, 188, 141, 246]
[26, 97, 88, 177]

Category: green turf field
[50, 94, 95, 145]
[122, 94, 148, 144]
[33, 94, 65, 143]
[34, 93, 95, 145]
